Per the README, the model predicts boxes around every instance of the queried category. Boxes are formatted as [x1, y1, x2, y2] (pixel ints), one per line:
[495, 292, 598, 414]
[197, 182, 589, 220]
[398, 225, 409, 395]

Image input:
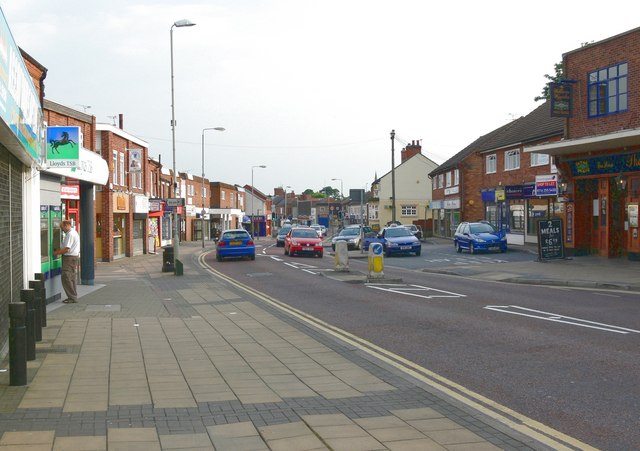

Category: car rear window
[292, 229, 318, 238]
[385, 227, 412, 237]
[222, 231, 250, 240]
[340, 228, 359, 236]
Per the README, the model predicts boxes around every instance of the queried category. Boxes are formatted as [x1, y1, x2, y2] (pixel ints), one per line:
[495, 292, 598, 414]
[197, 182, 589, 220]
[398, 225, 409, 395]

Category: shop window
[588, 62, 628, 117]
[509, 203, 525, 233]
[486, 154, 497, 174]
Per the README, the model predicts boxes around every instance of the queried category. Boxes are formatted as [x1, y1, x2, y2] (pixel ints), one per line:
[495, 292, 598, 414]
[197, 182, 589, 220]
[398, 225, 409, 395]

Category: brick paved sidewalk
[0, 243, 587, 450]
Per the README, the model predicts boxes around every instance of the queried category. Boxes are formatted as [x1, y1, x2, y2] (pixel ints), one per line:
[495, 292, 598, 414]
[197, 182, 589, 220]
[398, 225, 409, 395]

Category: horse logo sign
[46, 126, 81, 168]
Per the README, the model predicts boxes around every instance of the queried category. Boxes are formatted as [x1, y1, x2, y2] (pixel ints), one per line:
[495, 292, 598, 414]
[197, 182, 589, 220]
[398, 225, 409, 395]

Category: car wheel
[456, 241, 462, 253]
[250, 254, 256, 261]
[469, 243, 475, 254]
[415, 249, 421, 256]
[318, 252, 323, 258]
[216, 254, 222, 262]
[331, 244, 335, 251]
[284, 247, 289, 255]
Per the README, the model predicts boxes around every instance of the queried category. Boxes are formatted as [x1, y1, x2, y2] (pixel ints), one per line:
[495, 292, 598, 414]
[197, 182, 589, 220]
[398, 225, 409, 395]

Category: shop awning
[524, 127, 640, 157]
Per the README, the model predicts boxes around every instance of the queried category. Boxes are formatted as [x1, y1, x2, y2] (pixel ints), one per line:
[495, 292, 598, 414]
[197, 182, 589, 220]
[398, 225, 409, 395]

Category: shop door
[597, 178, 609, 256]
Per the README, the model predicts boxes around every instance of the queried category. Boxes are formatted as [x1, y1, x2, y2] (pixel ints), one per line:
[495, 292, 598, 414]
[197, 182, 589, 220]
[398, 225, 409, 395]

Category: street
[206, 240, 640, 450]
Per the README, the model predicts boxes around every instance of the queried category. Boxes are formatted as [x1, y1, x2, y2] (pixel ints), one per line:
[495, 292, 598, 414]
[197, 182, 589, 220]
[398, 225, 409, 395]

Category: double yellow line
[199, 252, 595, 451]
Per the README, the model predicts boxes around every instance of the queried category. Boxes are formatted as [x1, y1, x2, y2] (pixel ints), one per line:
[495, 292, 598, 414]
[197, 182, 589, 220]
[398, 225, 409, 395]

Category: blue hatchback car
[453, 222, 507, 254]
[363, 226, 421, 257]
[216, 229, 255, 261]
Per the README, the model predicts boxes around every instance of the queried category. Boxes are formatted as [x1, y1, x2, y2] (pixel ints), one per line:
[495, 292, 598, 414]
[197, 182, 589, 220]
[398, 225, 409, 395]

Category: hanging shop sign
[568, 152, 640, 177]
[535, 174, 558, 196]
[549, 82, 573, 118]
[60, 184, 80, 200]
[128, 148, 142, 173]
[46, 126, 81, 168]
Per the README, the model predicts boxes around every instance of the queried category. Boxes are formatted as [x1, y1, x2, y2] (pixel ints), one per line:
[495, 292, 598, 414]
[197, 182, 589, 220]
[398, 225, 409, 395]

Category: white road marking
[270, 255, 283, 262]
[484, 305, 640, 334]
[366, 284, 466, 299]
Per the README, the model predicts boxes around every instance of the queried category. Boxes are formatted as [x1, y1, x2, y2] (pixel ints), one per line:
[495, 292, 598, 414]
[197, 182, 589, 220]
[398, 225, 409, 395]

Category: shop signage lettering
[535, 174, 558, 196]
[550, 82, 573, 118]
[569, 152, 640, 176]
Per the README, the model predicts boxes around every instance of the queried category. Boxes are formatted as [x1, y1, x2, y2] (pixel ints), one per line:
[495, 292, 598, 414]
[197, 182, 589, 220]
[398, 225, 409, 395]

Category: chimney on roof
[401, 139, 422, 163]
[118, 113, 124, 130]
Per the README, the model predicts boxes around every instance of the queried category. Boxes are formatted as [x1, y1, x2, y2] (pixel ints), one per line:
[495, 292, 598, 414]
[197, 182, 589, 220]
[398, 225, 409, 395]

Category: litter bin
[162, 246, 174, 272]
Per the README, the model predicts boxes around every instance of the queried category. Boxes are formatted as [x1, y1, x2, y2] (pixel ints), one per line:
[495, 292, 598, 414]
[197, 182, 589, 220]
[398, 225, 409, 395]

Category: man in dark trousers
[54, 220, 80, 303]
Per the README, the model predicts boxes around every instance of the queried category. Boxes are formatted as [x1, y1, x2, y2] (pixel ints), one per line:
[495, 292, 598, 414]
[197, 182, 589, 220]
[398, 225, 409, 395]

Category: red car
[284, 227, 324, 257]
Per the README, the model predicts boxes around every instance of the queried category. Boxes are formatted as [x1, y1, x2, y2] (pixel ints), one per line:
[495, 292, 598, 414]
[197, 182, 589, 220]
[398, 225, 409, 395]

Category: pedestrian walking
[54, 220, 80, 303]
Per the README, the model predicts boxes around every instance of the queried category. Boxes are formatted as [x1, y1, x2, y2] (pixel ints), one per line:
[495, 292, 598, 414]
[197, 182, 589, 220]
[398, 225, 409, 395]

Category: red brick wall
[565, 28, 640, 139]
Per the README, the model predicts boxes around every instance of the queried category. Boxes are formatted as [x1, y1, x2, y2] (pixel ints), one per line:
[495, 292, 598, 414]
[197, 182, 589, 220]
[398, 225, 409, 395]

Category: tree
[319, 186, 340, 198]
[303, 188, 314, 195]
[534, 62, 564, 102]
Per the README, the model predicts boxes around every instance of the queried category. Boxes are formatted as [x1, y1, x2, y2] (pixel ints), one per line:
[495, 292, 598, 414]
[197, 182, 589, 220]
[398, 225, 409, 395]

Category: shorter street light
[202, 127, 225, 248]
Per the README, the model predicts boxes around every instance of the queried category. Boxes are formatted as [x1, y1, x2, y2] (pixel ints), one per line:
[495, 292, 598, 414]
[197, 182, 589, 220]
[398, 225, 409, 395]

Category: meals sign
[537, 218, 564, 260]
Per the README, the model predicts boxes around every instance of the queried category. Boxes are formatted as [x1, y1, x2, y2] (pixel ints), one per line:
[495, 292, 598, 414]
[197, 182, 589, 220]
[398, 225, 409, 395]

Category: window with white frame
[221, 190, 226, 200]
[188, 184, 195, 196]
[432, 177, 437, 190]
[369, 204, 379, 220]
[401, 205, 417, 216]
[112, 151, 118, 184]
[230, 192, 234, 204]
[445, 171, 452, 187]
[504, 149, 520, 171]
[119, 153, 125, 186]
[454, 169, 459, 185]
[203, 186, 207, 198]
[486, 154, 497, 174]
[530, 152, 549, 167]
[438, 174, 444, 189]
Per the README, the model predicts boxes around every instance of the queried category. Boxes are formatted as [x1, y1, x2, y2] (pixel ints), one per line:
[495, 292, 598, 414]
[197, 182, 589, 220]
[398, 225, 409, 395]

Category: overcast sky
[3, 1, 639, 196]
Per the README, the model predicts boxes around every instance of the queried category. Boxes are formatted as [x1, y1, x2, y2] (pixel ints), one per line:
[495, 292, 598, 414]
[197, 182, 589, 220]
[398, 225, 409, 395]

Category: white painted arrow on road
[484, 305, 640, 334]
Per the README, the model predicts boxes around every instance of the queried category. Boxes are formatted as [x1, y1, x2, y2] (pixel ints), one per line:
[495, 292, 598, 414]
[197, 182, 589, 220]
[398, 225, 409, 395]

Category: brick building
[429, 102, 563, 244]
[96, 120, 149, 260]
[525, 27, 640, 258]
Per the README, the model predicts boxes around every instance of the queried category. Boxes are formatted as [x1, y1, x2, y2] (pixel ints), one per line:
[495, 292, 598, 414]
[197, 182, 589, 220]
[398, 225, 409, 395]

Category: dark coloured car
[363, 225, 421, 257]
[276, 225, 292, 247]
[216, 229, 255, 261]
[453, 222, 507, 254]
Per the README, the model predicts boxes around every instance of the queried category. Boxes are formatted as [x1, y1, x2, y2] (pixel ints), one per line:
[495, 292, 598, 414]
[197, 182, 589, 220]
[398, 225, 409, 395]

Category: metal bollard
[21, 289, 37, 361]
[34, 273, 47, 327]
[28, 280, 43, 342]
[9, 302, 27, 386]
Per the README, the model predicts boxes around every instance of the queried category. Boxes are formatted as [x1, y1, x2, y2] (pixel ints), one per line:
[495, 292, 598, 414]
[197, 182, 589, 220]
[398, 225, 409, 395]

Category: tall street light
[251, 165, 267, 239]
[170, 18, 196, 273]
[283, 185, 291, 225]
[201, 127, 225, 248]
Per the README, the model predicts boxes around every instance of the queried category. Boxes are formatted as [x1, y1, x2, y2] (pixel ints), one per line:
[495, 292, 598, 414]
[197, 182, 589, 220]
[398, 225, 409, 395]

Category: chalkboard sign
[537, 218, 564, 260]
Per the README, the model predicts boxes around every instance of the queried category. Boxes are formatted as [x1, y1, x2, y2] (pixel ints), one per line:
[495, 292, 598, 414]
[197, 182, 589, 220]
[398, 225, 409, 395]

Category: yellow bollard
[368, 242, 384, 279]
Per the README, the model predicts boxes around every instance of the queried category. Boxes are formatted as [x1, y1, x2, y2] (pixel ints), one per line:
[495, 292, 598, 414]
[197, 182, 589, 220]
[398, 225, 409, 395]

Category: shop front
[112, 192, 128, 259]
[132, 195, 149, 255]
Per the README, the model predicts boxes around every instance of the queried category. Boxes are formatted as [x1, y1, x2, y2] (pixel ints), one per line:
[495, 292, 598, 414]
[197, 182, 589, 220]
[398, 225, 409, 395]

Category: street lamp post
[170, 18, 196, 273]
[201, 127, 225, 248]
[331, 178, 343, 227]
[283, 185, 291, 225]
[251, 165, 266, 239]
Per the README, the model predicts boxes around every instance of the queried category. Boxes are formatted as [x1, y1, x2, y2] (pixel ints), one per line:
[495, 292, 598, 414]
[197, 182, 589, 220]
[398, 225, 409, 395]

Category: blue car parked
[216, 229, 255, 262]
[363, 225, 421, 257]
[453, 222, 507, 254]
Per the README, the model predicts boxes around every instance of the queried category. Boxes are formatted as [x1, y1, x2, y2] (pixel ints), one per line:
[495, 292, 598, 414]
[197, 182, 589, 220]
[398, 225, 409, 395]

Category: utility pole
[391, 129, 396, 223]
